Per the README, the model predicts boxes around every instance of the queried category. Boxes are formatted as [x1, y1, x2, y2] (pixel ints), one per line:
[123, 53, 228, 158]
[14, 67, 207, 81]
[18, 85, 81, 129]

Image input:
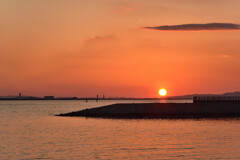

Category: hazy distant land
[1, 91, 240, 101]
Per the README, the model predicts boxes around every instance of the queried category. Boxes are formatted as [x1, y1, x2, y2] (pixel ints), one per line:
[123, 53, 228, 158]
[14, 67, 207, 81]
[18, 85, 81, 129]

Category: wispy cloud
[220, 54, 231, 58]
[144, 23, 240, 31]
[87, 35, 115, 42]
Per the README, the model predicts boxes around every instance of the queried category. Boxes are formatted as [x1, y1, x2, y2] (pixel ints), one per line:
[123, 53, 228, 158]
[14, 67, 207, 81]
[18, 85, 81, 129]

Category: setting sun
[159, 89, 167, 96]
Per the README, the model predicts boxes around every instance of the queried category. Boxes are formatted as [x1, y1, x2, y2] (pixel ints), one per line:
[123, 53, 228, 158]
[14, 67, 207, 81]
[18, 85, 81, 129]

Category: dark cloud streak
[144, 23, 240, 31]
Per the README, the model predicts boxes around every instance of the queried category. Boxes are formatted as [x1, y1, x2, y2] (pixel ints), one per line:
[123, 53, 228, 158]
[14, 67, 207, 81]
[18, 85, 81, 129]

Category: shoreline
[0, 98, 191, 101]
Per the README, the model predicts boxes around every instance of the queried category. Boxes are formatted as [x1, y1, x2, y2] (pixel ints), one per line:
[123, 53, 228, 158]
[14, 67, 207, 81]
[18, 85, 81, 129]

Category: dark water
[1, 100, 240, 160]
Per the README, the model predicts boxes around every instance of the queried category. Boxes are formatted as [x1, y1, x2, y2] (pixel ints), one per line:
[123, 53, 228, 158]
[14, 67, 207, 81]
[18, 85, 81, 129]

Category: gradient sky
[1, 0, 240, 97]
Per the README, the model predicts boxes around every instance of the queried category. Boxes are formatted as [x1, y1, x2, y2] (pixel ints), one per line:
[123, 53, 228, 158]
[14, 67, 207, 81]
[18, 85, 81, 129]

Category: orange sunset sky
[1, 0, 240, 98]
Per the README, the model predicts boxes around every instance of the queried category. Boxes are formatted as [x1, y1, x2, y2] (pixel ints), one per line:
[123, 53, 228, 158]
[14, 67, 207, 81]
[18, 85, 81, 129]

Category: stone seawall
[57, 103, 240, 118]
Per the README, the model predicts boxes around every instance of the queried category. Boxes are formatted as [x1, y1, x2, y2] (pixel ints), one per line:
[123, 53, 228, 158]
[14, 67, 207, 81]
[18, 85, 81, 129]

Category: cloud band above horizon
[144, 23, 240, 31]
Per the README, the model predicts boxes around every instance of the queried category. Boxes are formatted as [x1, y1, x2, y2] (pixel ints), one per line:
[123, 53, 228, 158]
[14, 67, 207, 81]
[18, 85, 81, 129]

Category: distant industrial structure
[193, 96, 240, 103]
[44, 96, 54, 99]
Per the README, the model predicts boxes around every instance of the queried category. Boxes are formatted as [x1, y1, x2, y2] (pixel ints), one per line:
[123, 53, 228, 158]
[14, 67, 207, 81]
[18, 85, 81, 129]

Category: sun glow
[159, 89, 167, 96]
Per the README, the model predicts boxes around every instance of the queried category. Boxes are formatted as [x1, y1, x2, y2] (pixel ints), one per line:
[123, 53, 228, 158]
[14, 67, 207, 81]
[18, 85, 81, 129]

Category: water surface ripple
[1, 100, 240, 160]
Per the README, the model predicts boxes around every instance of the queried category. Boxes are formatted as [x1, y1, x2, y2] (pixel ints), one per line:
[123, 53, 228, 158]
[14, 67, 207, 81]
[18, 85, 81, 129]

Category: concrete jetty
[57, 98, 240, 118]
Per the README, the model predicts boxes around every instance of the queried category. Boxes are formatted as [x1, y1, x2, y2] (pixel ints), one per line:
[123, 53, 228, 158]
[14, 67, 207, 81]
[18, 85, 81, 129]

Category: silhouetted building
[19, 93, 21, 98]
[44, 96, 54, 99]
[193, 96, 240, 103]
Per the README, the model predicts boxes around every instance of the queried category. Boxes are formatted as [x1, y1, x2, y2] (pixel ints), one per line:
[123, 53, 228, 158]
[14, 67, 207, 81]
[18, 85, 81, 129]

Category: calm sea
[1, 100, 240, 160]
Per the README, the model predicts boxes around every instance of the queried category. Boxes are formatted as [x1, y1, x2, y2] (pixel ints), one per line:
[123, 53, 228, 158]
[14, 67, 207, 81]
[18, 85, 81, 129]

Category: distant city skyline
[2, 91, 240, 100]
